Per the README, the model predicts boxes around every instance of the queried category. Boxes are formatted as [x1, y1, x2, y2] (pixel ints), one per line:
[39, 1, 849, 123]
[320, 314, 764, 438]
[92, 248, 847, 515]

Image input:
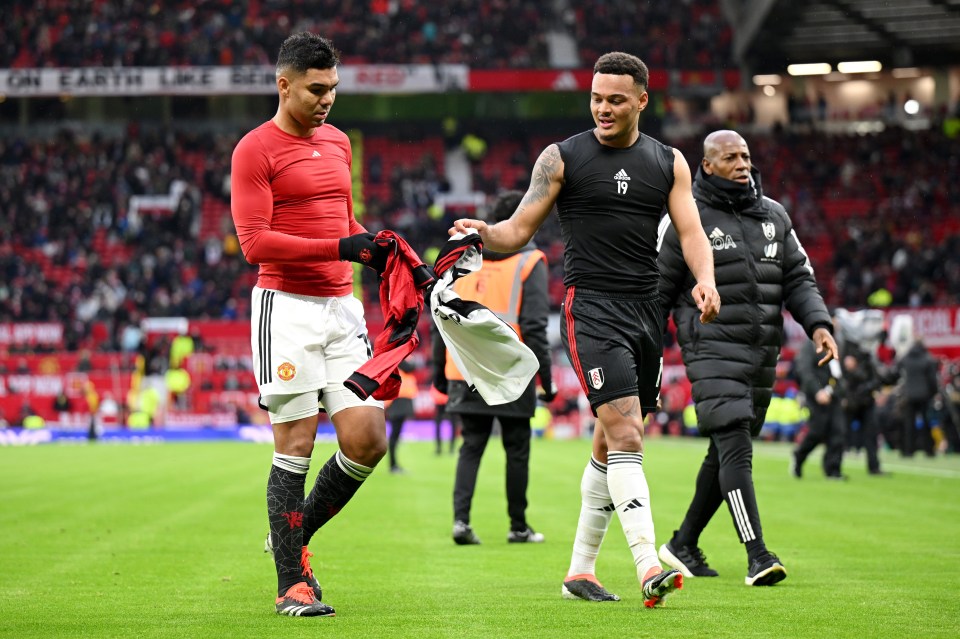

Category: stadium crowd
[3, 0, 728, 70]
[2, 125, 959, 338]
[568, 0, 731, 71]
[0, 114, 957, 458]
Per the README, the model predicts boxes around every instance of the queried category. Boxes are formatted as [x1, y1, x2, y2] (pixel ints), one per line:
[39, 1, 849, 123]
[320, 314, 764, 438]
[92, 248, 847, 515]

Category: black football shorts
[560, 287, 664, 416]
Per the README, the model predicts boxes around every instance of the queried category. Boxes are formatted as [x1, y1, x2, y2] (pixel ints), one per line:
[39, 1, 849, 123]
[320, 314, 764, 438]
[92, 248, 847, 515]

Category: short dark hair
[491, 190, 523, 223]
[277, 33, 340, 76]
[594, 52, 649, 91]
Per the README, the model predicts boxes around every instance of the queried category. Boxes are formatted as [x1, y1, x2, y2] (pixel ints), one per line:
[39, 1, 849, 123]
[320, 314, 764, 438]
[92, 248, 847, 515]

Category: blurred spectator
[896, 339, 940, 457]
[52, 390, 71, 414]
[99, 392, 121, 425]
[76, 350, 92, 372]
[169, 331, 196, 369]
[385, 362, 418, 474]
[792, 338, 848, 480]
[841, 341, 888, 474]
[21, 404, 46, 430]
[164, 367, 192, 410]
[430, 385, 457, 455]
[84, 380, 100, 440]
[941, 364, 960, 454]
[18, 401, 38, 427]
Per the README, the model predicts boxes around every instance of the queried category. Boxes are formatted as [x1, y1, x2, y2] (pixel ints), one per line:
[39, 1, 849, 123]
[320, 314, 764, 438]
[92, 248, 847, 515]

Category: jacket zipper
[735, 211, 763, 353]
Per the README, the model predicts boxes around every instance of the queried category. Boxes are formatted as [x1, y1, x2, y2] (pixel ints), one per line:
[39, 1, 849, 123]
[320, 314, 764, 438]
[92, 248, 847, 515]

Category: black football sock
[267, 453, 310, 596]
[302, 450, 373, 544]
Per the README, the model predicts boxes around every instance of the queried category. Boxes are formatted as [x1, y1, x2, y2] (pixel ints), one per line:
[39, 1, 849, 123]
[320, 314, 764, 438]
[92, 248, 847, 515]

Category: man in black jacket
[830, 308, 891, 472]
[433, 191, 555, 545]
[793, 330, 848, 479]
[896, 339, 940, 457]
[657, 130, 838, 586]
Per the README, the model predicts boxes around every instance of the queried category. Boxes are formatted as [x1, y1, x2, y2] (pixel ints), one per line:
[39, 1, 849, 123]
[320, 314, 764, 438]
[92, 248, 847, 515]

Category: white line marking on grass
[748, 442, 960, 479]
[871, 463, 960, 479]
[660, 438, 960, 480]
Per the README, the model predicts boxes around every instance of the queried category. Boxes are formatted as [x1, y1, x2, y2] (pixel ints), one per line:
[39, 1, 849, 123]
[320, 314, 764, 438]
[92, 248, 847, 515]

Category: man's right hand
[692, 282, 721, 324]
[339, 233, 389, 272]
[450, 218, 488, 237]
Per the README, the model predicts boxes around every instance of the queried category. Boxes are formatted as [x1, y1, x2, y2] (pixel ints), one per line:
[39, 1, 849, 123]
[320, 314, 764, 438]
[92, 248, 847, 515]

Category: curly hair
[490, 190, 524, 223]
[594, 52, 649, 91]
[276, 33, 340, 76]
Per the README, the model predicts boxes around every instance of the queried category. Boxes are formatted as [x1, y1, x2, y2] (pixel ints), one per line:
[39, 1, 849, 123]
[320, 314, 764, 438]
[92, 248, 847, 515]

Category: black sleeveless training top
[555, 130, 675, 295]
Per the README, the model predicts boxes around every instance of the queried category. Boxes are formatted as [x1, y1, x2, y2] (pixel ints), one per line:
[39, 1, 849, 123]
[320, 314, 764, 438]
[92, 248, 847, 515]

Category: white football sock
[567, 457, 614, 577]
[606, 451, 660, 581]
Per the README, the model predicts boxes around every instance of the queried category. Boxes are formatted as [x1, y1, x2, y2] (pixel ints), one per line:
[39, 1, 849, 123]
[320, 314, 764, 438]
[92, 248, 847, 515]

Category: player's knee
[341, 435, 386, 467]
[337, 415, 388, 466]
[283, 433, 316, 458]
[607, 429, 644, 452]
[602, 415, 645, 451]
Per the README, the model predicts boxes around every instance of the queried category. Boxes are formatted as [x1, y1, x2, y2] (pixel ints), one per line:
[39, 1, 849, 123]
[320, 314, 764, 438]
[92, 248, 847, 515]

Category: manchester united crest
[277, 362, 297, 382]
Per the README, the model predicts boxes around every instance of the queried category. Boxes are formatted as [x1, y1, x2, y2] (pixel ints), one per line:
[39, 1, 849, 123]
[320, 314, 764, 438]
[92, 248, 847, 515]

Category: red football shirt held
[231, 120, 366, 297]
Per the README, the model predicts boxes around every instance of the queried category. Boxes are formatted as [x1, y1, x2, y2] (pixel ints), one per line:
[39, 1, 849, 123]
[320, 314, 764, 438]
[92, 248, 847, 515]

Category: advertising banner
[0, 64, 469, 97]
[0, 323, 64, 347]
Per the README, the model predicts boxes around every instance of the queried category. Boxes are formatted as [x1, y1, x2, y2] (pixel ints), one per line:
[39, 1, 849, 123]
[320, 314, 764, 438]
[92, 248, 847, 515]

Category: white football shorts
[251, 287, 383, 421]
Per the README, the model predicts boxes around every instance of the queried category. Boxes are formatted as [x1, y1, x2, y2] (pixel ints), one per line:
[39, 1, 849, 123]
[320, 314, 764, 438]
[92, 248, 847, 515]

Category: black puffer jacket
[897, 342, 939, 403]
[658, 166, 832, 434]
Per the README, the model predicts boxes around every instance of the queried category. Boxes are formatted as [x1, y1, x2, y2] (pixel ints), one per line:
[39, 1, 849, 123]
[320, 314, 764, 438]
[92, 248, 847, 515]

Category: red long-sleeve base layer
[231, 120, 365, 297]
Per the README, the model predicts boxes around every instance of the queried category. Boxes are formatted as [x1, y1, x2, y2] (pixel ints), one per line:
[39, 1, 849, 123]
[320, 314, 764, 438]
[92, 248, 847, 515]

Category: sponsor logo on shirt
[312, 150, 322, 158]
[709, 227, 737, 251]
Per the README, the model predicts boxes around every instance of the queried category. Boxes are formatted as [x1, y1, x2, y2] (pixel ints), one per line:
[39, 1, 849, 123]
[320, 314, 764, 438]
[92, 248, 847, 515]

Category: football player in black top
[451, 51, 720, 607]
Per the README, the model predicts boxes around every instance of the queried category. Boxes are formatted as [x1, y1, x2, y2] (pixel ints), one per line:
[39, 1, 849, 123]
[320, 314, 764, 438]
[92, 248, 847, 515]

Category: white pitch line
[751, 443, 960, 479]
[868, 463, 960, 479]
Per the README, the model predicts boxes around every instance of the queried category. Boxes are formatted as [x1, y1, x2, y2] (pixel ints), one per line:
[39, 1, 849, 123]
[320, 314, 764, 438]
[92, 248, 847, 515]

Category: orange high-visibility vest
[444, 249, 546, 381]
[397, 369, 418, 399]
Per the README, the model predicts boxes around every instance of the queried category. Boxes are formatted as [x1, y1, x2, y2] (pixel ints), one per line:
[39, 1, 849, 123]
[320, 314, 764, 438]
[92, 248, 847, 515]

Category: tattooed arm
[667, 148, 720, 324]
[451, 144, 564, 252]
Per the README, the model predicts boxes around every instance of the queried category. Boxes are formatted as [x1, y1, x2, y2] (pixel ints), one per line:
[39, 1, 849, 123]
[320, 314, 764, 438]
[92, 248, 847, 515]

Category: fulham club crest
[761, 222, 776, 241]
[588, 367, 604, 390]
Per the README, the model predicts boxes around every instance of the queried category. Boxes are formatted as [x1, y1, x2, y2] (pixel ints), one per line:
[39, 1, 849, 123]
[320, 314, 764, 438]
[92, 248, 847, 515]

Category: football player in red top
[231, 32, 389, 618]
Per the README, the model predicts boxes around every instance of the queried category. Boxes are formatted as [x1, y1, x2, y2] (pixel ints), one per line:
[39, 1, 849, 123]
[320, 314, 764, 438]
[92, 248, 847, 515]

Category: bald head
[702, 130, 751, 184]
[703, 130, 747, 160]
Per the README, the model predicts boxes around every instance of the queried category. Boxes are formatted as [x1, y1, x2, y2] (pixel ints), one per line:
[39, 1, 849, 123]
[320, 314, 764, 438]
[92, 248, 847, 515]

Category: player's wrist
[314, 238, 341, 261]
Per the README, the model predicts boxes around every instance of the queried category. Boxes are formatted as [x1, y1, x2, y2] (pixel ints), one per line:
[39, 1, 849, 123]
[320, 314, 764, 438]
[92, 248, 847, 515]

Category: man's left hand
[813, 326, 839, 366]
[692, 282, 721, 324]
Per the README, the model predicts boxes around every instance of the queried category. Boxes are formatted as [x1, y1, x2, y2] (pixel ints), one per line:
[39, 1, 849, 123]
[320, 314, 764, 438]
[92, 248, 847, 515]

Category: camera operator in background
[834, 309, 890, 475]
[792, 326, 848, 481]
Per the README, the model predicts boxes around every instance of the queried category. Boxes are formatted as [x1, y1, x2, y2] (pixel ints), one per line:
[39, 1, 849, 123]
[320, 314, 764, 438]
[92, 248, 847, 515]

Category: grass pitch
[1, 436, 958, 638]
